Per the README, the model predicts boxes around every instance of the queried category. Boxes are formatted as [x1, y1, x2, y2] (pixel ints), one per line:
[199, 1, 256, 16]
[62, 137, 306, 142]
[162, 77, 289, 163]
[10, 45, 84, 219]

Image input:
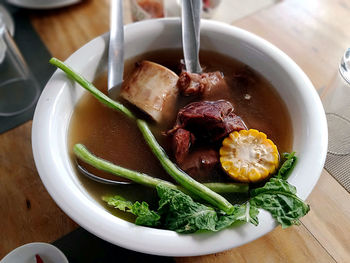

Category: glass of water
[321, 48, 350, 188]
[322, 48, 350, 156]
[0, 15, 40, 117]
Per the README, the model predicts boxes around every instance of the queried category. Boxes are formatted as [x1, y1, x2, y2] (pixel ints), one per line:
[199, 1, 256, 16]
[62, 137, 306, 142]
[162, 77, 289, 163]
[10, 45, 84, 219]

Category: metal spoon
[108, 0, 124, 100]
[76, 161, 132, 185]
[182, 0, 202, 73]
[76, 0, 131, 185]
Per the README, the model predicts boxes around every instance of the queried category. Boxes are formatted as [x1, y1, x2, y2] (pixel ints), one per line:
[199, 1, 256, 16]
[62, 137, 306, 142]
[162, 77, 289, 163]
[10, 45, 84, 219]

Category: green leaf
[276, 152, 297, 180]
[233, 202, 259, 226]
[215, 203, 259, 231]
[131, 201, 161, 227]
[103, 185, 259, 233]
[156, 184, 258, 233]
[251, 177, 297, 196]
[157, 184, 218, 233]
[249, 178, 310, 228]
[102, 195, 160, 227]
[102, 195, 133, 212]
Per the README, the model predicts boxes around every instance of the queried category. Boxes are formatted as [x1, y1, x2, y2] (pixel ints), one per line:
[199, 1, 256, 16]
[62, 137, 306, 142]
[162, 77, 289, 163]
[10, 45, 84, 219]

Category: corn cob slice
[220, 129, 279, 183]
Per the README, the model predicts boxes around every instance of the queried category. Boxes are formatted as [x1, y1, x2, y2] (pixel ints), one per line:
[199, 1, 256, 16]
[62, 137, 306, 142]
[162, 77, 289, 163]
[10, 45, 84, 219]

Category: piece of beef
[177, 71, 224, 97]
[172, 128, 195, 164]
[169, 100, 246, 142]
[179, 148, 220, 182]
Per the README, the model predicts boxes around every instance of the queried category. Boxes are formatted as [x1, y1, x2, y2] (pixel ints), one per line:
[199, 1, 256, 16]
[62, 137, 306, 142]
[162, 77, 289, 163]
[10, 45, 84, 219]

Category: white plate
[6, 0, 81, 9]
[32, 18, 328, 256]
[1, 242, 68, 263]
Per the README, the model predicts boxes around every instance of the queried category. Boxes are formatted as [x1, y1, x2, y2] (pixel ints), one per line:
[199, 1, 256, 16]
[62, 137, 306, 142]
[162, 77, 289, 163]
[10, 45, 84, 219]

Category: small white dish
[6, 0, 81, 10]
[1, 242, 68, 263]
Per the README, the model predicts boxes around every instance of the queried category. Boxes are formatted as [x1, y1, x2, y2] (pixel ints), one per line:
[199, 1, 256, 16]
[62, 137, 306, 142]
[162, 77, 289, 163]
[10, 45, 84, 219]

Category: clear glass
[0, 20, 40, 117]
[321, 48, 350, 155]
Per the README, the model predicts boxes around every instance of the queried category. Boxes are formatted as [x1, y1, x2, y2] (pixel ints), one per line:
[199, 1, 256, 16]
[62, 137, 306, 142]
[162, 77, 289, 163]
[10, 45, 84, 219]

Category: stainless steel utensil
[108, 0, 124, 99]
[76, 161, 132, 185]
[182, 0, 202, 73]
[77, 0, 131, 185]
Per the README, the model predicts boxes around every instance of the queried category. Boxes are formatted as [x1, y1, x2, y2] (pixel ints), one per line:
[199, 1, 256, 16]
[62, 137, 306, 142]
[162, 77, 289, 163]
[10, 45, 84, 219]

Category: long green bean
[49, 58, 136, 120]
[74, 143, 249, 194]
[50, 57, 235, 214]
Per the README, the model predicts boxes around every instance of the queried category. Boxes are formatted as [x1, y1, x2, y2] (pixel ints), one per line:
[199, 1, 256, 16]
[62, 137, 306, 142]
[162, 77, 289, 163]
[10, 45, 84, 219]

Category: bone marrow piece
[121, 60, 179, 122]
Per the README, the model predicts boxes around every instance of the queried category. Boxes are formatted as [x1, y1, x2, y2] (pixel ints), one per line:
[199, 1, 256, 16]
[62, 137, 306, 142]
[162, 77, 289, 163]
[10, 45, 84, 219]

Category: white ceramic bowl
[32, 18, 327, 256]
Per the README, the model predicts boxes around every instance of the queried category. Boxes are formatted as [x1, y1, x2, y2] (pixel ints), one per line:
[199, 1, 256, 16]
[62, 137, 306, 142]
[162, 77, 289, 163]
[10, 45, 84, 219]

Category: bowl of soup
[32, 18, 327, 256]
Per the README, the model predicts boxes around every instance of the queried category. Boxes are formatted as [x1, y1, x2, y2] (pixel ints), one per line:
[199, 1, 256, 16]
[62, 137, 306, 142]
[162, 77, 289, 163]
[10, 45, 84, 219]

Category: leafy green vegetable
[214, 202, 259, 231]
[103, 196, 160, 227]
[102, 195, 133, 211]
[157, 184, 218, 233]
[249, 178, 309, 228]
[103, 185, 258, 233]
[276, 152, 297, 180]
[132, 202, 161, 226]
[100, 152, 306, 232]
[157, 185, 259, 233]
[157, 185, 258, 233]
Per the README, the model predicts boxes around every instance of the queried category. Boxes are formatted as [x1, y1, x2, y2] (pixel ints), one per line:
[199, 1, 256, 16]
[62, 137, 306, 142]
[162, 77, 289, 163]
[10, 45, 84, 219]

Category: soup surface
[68, 49, 292, 220]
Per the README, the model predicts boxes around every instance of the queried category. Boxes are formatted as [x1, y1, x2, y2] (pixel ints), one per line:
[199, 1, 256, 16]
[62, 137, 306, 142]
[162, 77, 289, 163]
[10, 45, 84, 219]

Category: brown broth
[68, 49, 292, 217]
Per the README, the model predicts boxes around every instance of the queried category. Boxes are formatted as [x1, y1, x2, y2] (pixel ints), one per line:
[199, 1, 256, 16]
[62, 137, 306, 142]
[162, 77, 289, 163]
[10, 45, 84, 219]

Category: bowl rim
[32, 18, 328, 256]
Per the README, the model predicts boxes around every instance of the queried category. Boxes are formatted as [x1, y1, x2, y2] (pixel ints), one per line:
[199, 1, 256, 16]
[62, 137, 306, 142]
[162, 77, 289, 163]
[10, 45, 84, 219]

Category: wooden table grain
[1, 0, 350, 262]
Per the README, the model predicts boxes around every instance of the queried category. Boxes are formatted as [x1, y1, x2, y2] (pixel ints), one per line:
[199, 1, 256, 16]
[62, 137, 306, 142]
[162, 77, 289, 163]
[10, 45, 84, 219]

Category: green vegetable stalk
[49, 58, 136, 120]
[50, 58, 235, 214]
[74, 143, 249, 194]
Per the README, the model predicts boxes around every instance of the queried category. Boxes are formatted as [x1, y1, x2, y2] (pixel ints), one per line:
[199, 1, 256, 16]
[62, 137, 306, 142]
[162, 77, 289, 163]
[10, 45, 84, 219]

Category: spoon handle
[108, 0, 124, 99]
[182, 0, 202, 74]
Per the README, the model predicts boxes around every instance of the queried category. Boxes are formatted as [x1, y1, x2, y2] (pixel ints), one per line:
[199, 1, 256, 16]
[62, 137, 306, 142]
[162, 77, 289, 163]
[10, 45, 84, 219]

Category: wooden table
[1, 0, 350, 262]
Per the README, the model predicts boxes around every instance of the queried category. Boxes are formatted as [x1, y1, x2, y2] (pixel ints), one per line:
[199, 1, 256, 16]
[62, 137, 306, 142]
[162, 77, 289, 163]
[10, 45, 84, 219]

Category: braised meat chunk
[169, 100, 246, 142]
[179, 148, 219, 182]
[169, 100, 247, 178]
[177, 71, 224, 97]
[172, 128, 195, 164]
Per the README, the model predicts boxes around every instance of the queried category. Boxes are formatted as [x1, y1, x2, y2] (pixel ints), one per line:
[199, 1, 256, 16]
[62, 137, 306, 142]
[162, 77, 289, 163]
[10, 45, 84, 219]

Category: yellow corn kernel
[219, 129, 279, 183]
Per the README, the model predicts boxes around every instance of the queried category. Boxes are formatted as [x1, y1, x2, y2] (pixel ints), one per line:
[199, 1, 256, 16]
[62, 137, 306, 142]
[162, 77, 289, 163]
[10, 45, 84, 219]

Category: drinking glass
[0, 15, 40, 117]
[321, 48, 350, 156]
